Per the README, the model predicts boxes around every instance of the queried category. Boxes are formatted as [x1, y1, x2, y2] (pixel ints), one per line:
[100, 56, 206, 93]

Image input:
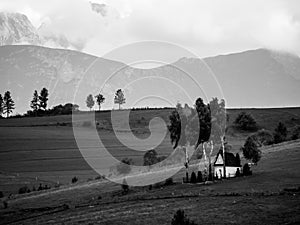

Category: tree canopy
[241, 136, 261, 163]
[95, 93, 105, 111]
[234, 112, 257, 131]
[86, 94, 95, 110]
[114, 89, 126, 110]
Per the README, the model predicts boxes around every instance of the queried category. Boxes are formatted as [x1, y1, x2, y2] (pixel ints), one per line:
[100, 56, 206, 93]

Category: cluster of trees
[241, 120, 299, 164]
[1, 87, 127, 118]
[0, 91, 15, 117]
[234, 112, 257, 131]
[168, 97, 227, 180]
[30, 88, 49, 112]
[86, 89, 126, 111]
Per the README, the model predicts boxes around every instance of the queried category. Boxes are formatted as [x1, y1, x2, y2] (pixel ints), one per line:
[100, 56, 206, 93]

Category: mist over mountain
[0, 12, 82, 50]
[0, 12, 41, 46]
[0, 45, 299, 114]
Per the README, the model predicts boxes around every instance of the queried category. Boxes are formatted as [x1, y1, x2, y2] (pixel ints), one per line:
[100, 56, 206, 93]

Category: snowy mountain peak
[0, 12, 41, 46]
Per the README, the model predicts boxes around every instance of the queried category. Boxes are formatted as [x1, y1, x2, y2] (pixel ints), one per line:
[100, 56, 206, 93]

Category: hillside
[0, 107, 299, 195]
[0, 139, 299, 224]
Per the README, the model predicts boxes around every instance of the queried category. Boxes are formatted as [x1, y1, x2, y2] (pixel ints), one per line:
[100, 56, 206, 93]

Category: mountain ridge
[0, 45, 299, 114]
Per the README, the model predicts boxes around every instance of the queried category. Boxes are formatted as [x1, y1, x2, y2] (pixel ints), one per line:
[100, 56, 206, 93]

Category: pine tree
[30, 90, 39, 112]
[0, 94, 3, 116]
[39, 88, 49, 110]
[3, 91, 15, 117]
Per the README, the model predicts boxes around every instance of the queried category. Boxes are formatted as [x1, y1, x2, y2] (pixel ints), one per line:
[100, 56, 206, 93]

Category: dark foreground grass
[0, 140, 299, 224]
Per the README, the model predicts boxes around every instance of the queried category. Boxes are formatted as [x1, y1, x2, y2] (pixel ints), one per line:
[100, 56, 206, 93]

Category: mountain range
[0, 44, 300, 114]
[0, 10, 300, 113]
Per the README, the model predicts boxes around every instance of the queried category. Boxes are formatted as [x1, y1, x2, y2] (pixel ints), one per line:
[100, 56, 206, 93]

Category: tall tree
[30, 90, 39, 112]
[3, 91, 15, 117]
[95, 93, 105, 111]
[0, 94, 3, 116]
[209, 98, 227, 178]
[241, 136, 261, 164]
[195, 97, 211, 175]
[39, 88, 49, 110]
[168, 103, 198, 181]
[273, 122, 288, 143]
[86, 94, 95, 111]
[114, 89, 126, 110]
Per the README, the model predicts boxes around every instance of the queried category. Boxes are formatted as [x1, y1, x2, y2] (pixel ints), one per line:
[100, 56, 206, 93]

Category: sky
[1, 0, 300, 61]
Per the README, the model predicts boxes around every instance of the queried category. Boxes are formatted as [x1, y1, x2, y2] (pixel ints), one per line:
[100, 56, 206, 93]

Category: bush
[165, 177, 174, 186]
[190, 172, 197, 183]
[171, 209, 198, 225]
[290, 125, 300, 140]
[121, 178, 129, 194]
[18, 186, 30, 194]
[273, 122, 288, 144]
[236, 168, 241, 177]
[116, 158, 132, 175]
[243, 163, 252, 176]
[71, 176, 78, 183]
[197, 171, 203, 183]
[254, 129, 274, 146]
[234, 112, 257, 131]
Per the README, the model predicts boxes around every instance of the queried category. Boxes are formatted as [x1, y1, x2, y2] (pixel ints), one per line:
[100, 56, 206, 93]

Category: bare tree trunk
[221, 136, 226, 178]
[209, 141, 214, 181]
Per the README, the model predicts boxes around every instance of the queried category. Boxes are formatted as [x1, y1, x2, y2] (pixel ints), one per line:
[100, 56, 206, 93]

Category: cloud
[0, 0, 300, 58]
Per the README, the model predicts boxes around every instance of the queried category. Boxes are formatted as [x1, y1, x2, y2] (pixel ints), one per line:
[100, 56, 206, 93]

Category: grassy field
[0, 107, 299, 196]
[0, 139, 299, 224]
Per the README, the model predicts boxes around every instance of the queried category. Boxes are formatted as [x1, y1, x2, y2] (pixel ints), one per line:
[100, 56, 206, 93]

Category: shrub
[143, 149, 159, 166]
[243, 163, 252, 176]
[197, 171, 203, 183]
[121, 178, 129, 194]
[273, 122, 288, 144]
[236, 168, 241, 177]
[18, 186, 30, 194]
[171, 209, 198, 225]
[190, 172, 197, 183]
[72, 176, 78, 183]
[165, 177, 174, 186]
[290, 125, 300, 140]
[234, 112, 257, 131]
[255, 129, 274, 145]
[0, 191, 3, 198]
[116, 158, 132, 175]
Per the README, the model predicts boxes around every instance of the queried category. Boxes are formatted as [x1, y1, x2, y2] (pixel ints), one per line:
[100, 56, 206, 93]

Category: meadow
[0, 107, 299, 195]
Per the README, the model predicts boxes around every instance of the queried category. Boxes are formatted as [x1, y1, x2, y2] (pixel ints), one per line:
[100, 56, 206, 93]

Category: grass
[0, 107, 299, 195]
[0, 140, 299, 224]
[0, 107, 299, 224]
